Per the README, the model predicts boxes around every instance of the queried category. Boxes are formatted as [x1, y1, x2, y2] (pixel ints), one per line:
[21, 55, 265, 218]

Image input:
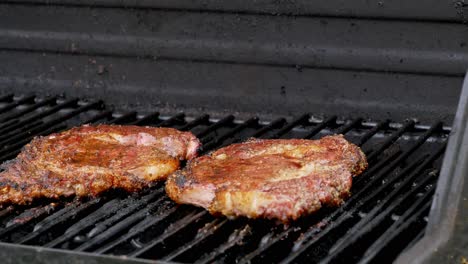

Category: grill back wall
[0, 1, 467, 123]
[0, 1, 468, 263]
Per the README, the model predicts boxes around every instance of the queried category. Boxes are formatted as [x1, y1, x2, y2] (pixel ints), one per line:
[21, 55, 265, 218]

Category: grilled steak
[0, 125, 200, 205]
[166, 135, 367, 221]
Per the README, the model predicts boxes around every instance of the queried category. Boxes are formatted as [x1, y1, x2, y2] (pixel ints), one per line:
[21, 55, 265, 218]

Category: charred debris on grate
[0, 94, 449, 263]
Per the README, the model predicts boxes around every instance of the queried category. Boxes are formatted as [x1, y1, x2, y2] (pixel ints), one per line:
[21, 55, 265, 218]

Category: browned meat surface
[0, 125, 200, 206]
[166, 135, 367, 221]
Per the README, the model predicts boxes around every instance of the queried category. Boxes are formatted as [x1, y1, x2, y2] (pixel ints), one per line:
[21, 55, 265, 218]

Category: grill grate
[0, 94, 449, 263]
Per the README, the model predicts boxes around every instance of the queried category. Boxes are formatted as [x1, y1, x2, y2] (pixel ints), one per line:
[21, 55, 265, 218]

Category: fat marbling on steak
[166, 135, 367, 221]
[0, 125, 200, 205]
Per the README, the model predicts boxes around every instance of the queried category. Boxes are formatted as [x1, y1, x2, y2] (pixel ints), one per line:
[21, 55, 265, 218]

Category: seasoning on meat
[0, 125, 200, 206]
[166, 135, 367, 221]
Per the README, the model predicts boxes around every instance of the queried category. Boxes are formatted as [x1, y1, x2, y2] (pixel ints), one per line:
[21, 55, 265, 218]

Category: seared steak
[166, 135, 367, 221]
[0, 125, 200, 205]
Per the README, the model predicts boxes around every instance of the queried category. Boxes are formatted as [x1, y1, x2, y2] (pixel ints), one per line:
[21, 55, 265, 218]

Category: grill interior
[0, 94, 450, 263]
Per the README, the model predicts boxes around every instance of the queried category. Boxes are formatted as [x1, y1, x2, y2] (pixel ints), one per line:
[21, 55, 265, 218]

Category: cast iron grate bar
[321, 169, 438, 264]
[106, 112, 137, 124]
[129, 210, 208, 258]
[0, 97, 57, 124]
[84, 190, 165, 240]
[94, 201, 179, 254]
[335, 118, 363, 135]
[356, 120, 390, 146]
[0, 203, 61, 238]
[196, 224, 253, 264]
[179, 115, 210, 131]
[355, 121, 442, 188]
[128, 112, 160, 126]
[0, 98, 78, 133]
[366, 120, 415, 162]
[44, 190, 164, 249]
[358, 199, 433, 264]
[0, 125, 68, 162]
[161, 218, 229, 262]
[157, 113, 186, 127]
[15, 198, 104, 244]
[0, 101, 103, 148]
[83, 110, 113, 124]
[268, 114, 310, 139]
[303, 116, 337, 139]
[250, 118, 286, 138]
[0, 94, 14, 102]
[201, 117, 259, 151]
[43, 198, 125, 248]
[75, 195, 169, 252]
[0, 95, 35, 115]
[326, 146, 446, 256]
[195, 115, 235, 138]
[0, 101, 103, 161]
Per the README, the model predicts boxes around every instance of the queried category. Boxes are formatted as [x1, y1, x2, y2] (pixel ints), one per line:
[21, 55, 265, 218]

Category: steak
[166, 135, 367, 221]
[0, 125, 200, 205]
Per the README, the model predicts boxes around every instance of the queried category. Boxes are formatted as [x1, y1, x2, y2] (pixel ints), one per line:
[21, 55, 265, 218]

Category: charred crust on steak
[0, 125, 200, 206]
[166, 134, 367, 222]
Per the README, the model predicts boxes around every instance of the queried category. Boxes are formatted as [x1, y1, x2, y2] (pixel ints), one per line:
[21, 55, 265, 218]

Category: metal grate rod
[303, 116, 337, 139]
[357, 120, 390, 146]
[161, 218, 229, 262]
[0, 94, 13, 102]
[0, 99, 78, 133]
[268, 114, 310, 139]
[157, 113, 185, 127]
[195, 225, 252, 264]
[195, 115, 234, 138]
[75, 196, 168, 252]
[201, 117, 258, 151]
[0, 95, 35, 115]
[358, 197, 433, 264]
[0, 101, 103, 148]
[128, 112, 160, 126]
[0, 125, 67, 162]
[366, 120, 415, 161]
[327, 146, 446, 255]
[106, 112, 137, 124]
[82, 111, 113, 124]
[250, 118, 286, 138]
[179, 114, 210, 131]
[0, 203, 60, 238]
[15, 198, 103, 244]
[129, 211, 208, 258]
[95, 200, 178, 254]
[335, 118, 363, 135]
[0, 97, 56, 124]
[40, 186, 162, 249]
